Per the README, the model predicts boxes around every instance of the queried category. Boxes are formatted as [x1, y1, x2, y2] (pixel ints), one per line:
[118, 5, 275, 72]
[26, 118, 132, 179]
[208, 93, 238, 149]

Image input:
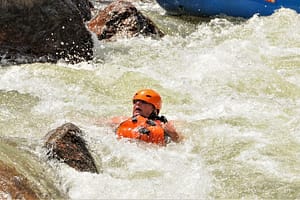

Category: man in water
[106, 89, 183, 145]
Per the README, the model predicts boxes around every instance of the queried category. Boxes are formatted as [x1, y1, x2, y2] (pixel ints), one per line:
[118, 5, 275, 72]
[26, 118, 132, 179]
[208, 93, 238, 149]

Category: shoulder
[110, 116, 128, 125]
[94, 116, 128, 127]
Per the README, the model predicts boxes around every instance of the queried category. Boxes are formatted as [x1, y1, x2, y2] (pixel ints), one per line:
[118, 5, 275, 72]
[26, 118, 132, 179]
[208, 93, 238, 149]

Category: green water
[0, 3, 300, 199]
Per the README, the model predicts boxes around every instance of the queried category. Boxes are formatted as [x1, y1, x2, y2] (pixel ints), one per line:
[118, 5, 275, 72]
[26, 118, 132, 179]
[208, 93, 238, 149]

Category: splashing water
[0, 2, 300, 199]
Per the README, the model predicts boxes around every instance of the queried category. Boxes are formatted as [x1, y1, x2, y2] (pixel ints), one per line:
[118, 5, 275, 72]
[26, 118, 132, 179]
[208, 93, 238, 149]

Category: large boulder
[70, 0, 94, 21]
[88, 0, 164, 40]
[44, 123, 99, 174]
[0, 0, 94, 64]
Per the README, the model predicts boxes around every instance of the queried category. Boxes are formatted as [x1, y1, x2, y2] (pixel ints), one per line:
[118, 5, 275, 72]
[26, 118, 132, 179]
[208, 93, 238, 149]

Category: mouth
[134, 108, 142, 112]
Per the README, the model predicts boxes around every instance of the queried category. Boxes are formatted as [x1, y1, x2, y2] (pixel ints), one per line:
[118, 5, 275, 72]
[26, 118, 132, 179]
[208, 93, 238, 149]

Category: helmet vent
[146, 95, 152, 98]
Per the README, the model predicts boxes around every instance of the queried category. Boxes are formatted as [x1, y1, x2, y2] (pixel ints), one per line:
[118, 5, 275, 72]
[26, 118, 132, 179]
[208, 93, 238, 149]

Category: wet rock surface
[0, 160, 39, 200]
[88, 0, 164, 40]
[0, 0, 165, 65]
[45, 122, 99, 173]
[0, 138, 67, 199]
[0, 0, 94, 64]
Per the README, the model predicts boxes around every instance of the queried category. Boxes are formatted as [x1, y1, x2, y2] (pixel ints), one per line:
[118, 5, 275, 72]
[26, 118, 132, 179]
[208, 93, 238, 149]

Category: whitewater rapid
[0, 1, 300, 199]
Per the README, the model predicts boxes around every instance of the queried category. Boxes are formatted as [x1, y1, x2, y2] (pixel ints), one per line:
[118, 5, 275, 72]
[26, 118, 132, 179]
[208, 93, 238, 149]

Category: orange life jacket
[116, 115, 165, 145]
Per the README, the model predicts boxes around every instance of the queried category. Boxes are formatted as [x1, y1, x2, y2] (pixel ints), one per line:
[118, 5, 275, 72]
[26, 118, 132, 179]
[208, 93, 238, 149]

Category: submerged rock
[45, 123, 98, 174]
[88, 0, 164, 40]
[0, 160, 39, 199]
[0, 0, 94, 64]
[0, 138, 67, 199]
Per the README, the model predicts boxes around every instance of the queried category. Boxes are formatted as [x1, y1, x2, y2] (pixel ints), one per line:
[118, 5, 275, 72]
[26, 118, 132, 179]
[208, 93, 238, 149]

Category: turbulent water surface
[1, 1, 300, 199]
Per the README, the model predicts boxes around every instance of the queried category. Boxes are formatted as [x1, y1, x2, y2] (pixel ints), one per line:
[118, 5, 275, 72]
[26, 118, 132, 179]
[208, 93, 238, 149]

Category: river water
[1, 1, 300, 199]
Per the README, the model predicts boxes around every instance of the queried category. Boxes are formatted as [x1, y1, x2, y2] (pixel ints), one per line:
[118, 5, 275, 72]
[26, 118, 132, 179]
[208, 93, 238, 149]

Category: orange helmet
[133, 89, 162, 112]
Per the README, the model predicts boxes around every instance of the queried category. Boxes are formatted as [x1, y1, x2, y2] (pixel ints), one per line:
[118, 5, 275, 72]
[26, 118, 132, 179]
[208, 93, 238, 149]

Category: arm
[162, 121, 184, 143]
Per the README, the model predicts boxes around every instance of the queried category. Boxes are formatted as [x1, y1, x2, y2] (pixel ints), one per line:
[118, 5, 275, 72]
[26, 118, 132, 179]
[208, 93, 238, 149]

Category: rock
[45, 123, 98, 174]
[88, 0, 164, 41]
[70, 0, 94, 21]
[0, 138, 67, 199]
[0, 160, 39, 199]
[0, 0, 94, 64]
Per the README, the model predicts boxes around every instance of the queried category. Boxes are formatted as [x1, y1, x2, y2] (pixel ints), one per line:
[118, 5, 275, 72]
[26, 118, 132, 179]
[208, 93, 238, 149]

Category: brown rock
[88, 0, 164, 40]
[0, 0, 94, 64]
[0, 160, 39, 200]
[45, 123, 98, 173]
[0, 138, 68, 199]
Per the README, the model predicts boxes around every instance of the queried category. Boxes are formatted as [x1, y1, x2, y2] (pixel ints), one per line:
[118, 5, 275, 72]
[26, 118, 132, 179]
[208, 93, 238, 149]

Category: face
[132, 100, 155, 118]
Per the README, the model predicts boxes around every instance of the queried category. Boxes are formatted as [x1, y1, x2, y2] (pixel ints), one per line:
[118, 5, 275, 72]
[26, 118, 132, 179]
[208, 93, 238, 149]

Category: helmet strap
[148, 111, 158, 120]
[148, 111, 168, 123]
